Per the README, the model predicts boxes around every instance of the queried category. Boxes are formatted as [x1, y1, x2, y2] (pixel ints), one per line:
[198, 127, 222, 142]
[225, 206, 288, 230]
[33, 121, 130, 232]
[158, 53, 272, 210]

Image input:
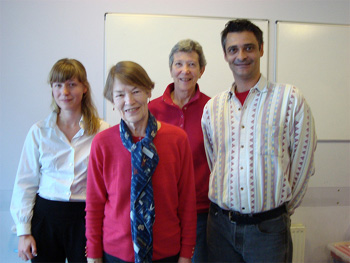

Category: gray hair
[169, 39, 207, 70]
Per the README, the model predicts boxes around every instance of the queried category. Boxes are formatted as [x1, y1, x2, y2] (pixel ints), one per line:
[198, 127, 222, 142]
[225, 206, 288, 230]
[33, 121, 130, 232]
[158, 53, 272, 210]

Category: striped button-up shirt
[201, 75, 317, 214]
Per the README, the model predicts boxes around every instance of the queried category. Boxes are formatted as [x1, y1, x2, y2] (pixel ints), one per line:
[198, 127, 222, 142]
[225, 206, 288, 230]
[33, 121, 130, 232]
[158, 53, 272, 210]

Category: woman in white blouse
[10, 58, 109, 262]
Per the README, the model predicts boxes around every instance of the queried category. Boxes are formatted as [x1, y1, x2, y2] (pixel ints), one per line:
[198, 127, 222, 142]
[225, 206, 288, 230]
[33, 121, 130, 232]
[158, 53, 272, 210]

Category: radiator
[291, 223, 306, 263]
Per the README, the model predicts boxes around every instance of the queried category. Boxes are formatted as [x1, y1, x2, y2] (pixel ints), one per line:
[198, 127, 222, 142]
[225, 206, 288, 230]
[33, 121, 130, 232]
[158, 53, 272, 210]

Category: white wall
[1, 0, 349, 262]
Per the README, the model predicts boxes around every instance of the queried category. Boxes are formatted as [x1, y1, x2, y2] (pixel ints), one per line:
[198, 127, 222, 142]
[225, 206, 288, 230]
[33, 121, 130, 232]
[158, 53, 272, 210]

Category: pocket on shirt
[256, 124, 283, 157]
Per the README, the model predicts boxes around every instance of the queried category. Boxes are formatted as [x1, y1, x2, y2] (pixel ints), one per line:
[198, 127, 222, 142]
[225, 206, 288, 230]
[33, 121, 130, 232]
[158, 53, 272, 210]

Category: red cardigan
[85, 122, 197, 261]
[149, 83, 211, 213]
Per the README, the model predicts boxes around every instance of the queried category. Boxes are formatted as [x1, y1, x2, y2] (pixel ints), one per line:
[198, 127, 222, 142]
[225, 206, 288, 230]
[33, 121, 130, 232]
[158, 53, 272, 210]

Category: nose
[237, 49, 247, 61]
[124, 92, 135, 104]
[183, 65, 190, 73]
[62, 84, 70, 95]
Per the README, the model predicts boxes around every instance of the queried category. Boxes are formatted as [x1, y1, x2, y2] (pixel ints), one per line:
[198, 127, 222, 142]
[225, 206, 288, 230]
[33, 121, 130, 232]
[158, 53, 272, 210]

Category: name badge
[142, 147, 154, 159]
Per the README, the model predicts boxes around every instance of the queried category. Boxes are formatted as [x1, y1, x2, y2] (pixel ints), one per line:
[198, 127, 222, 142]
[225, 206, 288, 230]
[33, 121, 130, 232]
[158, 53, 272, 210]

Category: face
[112, 78, 151, 129]
[52, 78, 87, 112]
[224, 31, 263, 82]
[170, 51, 205, 93]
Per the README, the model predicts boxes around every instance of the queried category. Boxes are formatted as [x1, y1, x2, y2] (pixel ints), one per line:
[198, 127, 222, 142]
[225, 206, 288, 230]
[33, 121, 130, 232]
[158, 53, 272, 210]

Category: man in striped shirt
[201, 19, 317, 262]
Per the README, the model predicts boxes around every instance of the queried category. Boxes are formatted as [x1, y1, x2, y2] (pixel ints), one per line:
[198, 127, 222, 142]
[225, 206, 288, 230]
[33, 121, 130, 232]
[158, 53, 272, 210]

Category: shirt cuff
[180, 244, 195, 259]
[16, 223, 31, 236]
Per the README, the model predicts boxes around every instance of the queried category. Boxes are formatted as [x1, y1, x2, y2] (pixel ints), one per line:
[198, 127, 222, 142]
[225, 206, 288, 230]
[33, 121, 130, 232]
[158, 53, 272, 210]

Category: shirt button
[241, 145, 244, 149]
[242, 125, 245, 129]
[240, 167, 243, 170]
[242, 207, 245, 210]
[241, 187, 244, 191]
[181, 115, 184, 118]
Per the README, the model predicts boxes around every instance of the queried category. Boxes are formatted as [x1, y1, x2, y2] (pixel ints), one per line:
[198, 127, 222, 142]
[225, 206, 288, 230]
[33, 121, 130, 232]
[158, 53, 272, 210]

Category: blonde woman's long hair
[48, 58, 101, 135]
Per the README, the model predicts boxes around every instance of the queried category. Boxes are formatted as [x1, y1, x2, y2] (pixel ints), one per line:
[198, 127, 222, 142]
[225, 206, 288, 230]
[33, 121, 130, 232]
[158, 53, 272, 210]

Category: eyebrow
[228, 43, 256, 48]
[113, 86, 139, 93]
[174, 59, 198, 64]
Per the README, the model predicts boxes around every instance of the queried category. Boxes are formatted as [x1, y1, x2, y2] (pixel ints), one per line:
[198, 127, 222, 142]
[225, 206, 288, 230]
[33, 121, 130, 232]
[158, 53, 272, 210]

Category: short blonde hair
[104, 61, 155, 103]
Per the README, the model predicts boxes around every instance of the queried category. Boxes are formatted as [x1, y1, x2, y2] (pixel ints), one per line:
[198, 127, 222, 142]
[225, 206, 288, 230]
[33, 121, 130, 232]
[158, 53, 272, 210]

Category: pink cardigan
[85, 122, 197, 261]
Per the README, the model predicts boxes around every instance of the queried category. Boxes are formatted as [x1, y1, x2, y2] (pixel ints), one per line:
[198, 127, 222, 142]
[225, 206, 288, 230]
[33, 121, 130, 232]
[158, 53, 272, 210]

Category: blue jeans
[192, 212, 208, 263]
[207, 203, 293, 263]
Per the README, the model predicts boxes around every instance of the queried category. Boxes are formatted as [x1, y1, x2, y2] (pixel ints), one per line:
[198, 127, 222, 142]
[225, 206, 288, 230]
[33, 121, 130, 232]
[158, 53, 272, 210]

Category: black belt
[212, 202, 287, 225]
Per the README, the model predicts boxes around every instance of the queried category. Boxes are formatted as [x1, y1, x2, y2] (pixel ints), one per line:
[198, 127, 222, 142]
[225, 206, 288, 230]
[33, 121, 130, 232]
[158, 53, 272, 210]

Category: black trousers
[31, 195, 87, 263]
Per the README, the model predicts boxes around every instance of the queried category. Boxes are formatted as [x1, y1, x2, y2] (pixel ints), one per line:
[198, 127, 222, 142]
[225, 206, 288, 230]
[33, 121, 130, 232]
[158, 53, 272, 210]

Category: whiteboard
[104, 14, 269, 125]
[275, 21, 350, 141]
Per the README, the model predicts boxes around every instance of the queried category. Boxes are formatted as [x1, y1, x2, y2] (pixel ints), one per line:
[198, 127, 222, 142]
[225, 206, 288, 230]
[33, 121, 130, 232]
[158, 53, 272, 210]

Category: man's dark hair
[221, 19, 263, 53]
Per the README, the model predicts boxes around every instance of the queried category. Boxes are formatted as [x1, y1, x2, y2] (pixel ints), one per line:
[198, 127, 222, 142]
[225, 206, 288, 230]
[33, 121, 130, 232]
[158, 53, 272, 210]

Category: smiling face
[224, 31, 263, 83]
[52, 77, 87, 113]
[112, 78, 151, 131]
[170, 51, 205, 93]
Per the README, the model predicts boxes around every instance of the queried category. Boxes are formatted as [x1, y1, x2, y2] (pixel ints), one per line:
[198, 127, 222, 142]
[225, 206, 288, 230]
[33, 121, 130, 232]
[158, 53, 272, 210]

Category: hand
[178, 256, 191, 263]
[87, 258, 103, 263]
[18, 235, 37, 261]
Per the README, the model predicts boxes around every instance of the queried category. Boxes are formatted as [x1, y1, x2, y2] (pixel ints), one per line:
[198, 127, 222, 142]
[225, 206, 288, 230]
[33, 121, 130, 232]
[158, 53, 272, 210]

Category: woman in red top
[86, 61, 197, 263]
[148, 39, 211, 262]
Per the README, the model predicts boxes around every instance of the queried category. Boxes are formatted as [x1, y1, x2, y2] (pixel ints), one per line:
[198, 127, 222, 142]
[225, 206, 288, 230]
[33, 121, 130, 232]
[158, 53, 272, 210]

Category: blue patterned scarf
[120, 112, 159, 263]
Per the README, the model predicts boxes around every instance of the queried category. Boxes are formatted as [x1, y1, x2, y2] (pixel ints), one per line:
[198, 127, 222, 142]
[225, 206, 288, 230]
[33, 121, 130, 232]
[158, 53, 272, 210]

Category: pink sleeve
[177, 135, 197, 259]
[85, 137, 107, 259]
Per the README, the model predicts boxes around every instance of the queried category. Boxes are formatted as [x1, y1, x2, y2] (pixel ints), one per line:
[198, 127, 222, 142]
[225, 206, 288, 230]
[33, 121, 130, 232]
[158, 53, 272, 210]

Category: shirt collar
[231, 74, 268, 94]
[45, 111, 58, 128]
[79, 116, 85, 130]
[254, 75, 268, 93]
[163, 83, 201, 105]
[45, 111, 85, 131]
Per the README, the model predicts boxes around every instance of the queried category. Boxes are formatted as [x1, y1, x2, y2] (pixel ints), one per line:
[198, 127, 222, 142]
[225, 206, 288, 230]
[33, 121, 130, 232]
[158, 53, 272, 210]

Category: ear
[224, 51, 229, 62]
[259, 43, 264, 57]
[199, 66, 205, 78]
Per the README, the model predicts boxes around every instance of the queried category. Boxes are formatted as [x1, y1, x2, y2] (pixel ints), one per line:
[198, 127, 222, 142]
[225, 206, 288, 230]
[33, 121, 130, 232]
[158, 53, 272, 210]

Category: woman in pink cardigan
[85, 61, 197, 263]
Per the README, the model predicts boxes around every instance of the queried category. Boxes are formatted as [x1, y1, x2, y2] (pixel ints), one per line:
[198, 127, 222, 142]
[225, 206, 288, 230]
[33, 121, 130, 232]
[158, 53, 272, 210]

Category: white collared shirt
[10, 111, 109, 236]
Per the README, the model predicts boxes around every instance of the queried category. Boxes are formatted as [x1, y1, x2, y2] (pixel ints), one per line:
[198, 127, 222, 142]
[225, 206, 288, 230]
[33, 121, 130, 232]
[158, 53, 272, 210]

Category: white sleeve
[10, 124, 41, 236]
[287, 89, 317, 213]
[201, 103, 214, 172]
